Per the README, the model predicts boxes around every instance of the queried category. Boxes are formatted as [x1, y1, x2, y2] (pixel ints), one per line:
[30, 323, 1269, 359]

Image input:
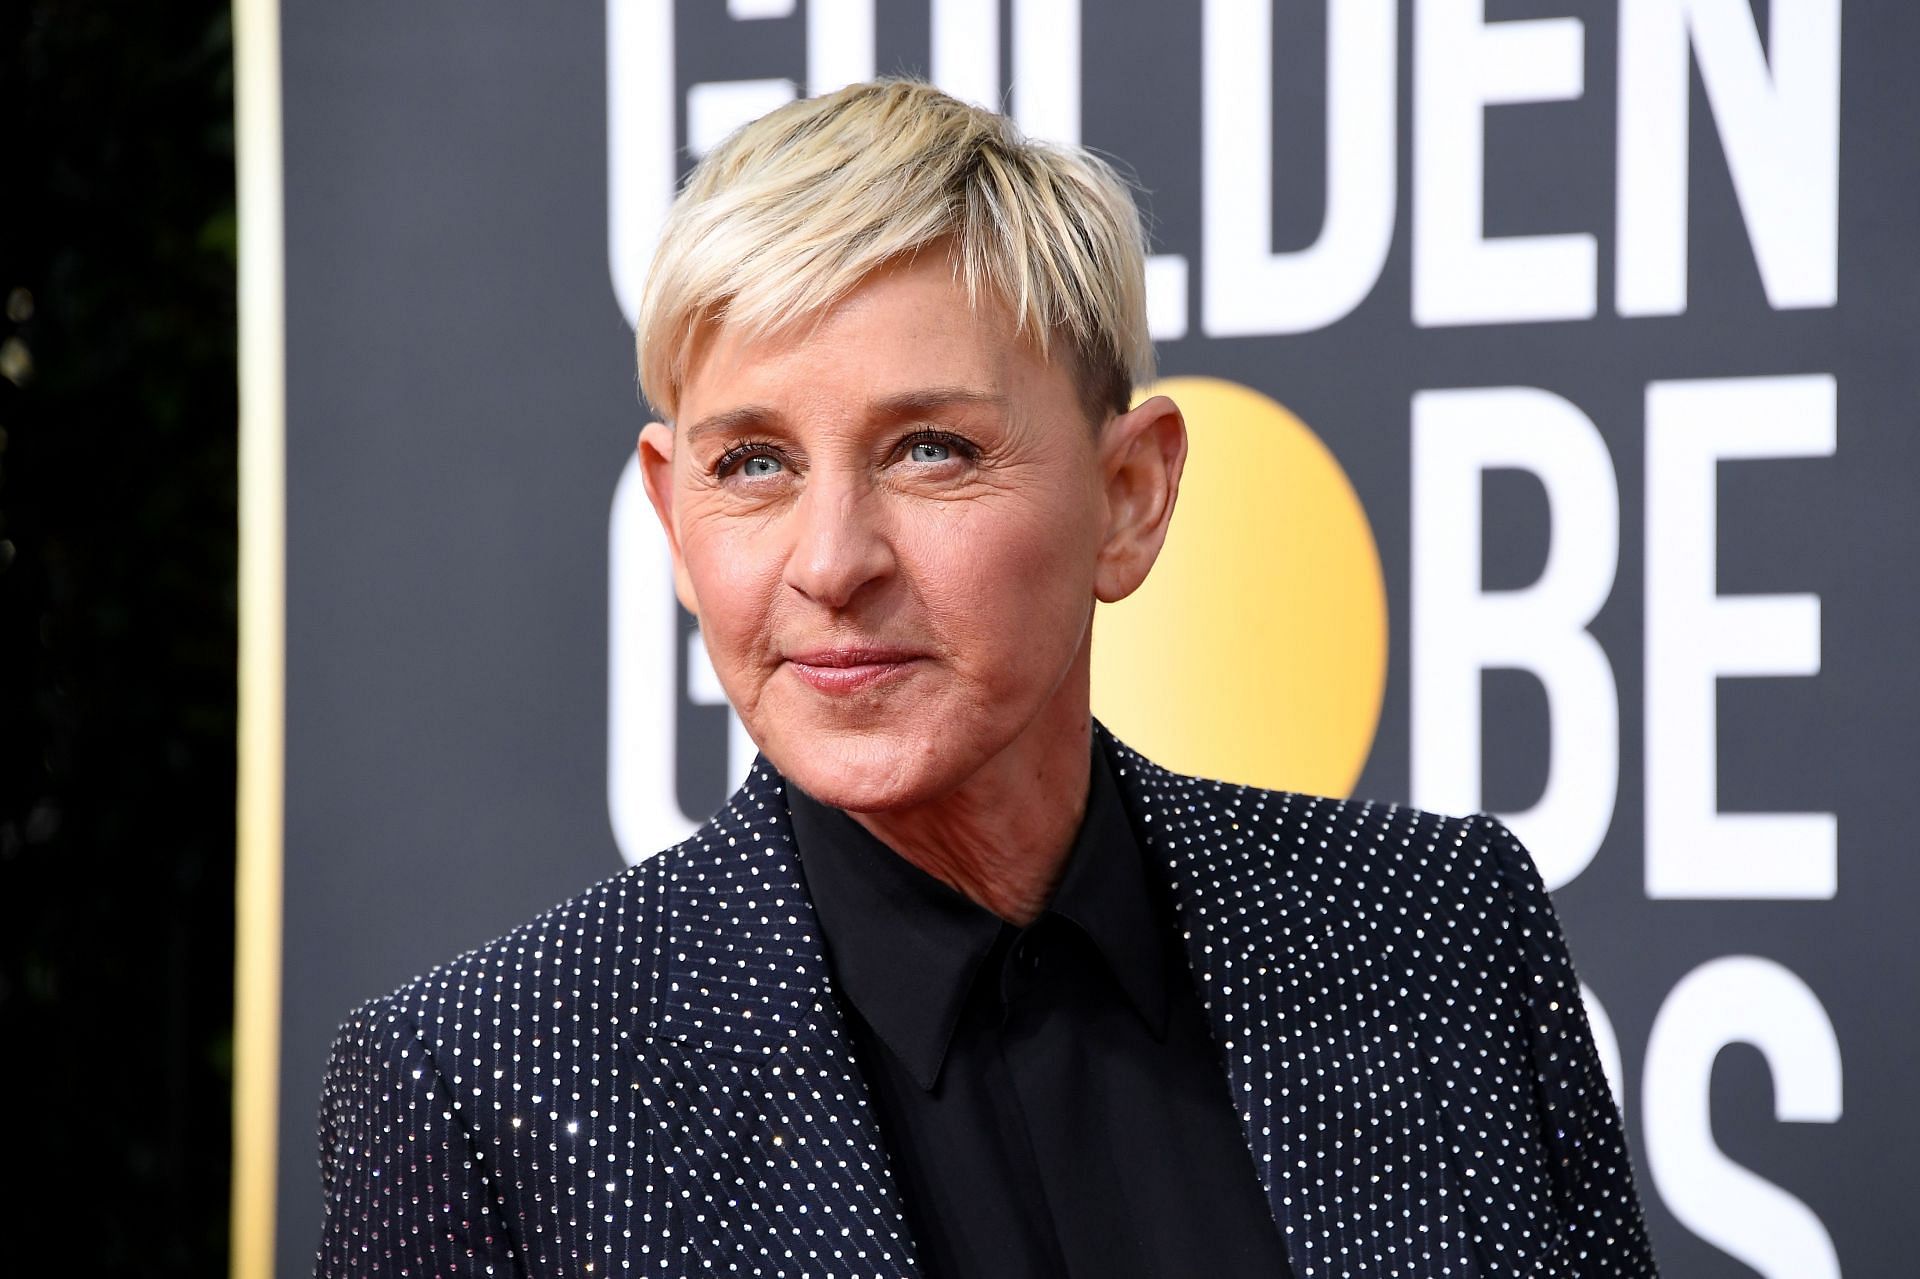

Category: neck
[849, 647, 1095, 927]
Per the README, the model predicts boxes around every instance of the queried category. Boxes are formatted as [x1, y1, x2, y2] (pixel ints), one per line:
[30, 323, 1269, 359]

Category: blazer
[316, 724, 1658, 1277]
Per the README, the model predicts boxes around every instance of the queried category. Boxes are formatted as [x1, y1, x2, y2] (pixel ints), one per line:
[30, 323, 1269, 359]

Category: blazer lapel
[1101, 729, 1496, 1279]
[646, 758, 922, 1277]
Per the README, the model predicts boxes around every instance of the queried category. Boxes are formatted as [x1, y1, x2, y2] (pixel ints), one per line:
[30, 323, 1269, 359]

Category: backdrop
[274, 2, 1914, 1275]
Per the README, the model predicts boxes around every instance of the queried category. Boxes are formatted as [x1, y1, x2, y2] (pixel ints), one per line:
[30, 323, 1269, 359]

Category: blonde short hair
[636, 78, 1155, 425]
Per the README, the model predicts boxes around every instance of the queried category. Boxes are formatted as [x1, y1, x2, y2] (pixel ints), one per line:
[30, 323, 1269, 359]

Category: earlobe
[636, 421, 700, 616]
[1094, 394, 1188, 604]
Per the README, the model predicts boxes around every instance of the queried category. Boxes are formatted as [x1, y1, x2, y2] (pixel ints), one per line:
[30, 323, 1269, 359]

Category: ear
[636, 421, 700, 615]
[1093, 393, 1187, 603]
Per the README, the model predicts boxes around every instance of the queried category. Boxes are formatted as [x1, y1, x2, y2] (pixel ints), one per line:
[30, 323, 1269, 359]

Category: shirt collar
[785, 737, 1170, 1091]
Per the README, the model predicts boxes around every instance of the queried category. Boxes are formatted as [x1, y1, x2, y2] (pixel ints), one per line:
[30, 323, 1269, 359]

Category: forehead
[676, 252, 1077, 427]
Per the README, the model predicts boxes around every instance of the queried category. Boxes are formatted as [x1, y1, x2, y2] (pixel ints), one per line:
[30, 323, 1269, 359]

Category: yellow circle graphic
[1092, 376, 1387, 797]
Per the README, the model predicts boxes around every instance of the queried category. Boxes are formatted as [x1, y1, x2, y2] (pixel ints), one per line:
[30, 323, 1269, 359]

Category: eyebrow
[680, 386, 1009, 444]
[871, 386, 1010, 420]
[681, 405, 776, 445]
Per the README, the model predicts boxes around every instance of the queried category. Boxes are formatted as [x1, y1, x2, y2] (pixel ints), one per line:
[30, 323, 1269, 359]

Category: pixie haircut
[636, 78, 1156, 426]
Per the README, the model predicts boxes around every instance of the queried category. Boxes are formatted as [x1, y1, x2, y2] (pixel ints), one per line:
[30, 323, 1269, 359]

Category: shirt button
[1014, 935, 1041, 972]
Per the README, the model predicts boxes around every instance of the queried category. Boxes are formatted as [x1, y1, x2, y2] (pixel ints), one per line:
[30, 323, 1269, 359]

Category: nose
[781, 470, 896, 609]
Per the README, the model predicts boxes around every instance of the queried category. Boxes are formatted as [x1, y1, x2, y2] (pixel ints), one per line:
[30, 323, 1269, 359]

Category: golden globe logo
[1092, 377, 1386, 798]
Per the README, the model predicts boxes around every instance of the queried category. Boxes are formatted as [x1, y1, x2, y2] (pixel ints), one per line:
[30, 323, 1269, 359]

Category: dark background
[3, 2, 1913, 1277]
[1, 3, 237, 1275]
[275, 3, 1919, 1276]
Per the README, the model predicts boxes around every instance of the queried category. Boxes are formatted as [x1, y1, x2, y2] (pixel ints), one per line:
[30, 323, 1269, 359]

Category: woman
[317, 79, 1657, 1278]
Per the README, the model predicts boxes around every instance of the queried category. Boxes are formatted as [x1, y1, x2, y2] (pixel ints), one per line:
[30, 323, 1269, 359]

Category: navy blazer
[316, 725, 1657, 1277]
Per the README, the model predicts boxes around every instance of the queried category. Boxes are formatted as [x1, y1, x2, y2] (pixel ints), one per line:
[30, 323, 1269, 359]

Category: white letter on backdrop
[608, 456, 702, 863]
[1644, 375, 1837, 898]
[806, 0, 873, 92]
[1202, 0, 1396, 336]
[931, 0, 999, 110]
[1411, 387, 1619, 890]
[1412, 0, 1595, 326]
[1011, 0, 1079, 144]
[607, 0, 674, 328]
[1617, 0, 1841, 315]
[1644, 956, 1842, 1279]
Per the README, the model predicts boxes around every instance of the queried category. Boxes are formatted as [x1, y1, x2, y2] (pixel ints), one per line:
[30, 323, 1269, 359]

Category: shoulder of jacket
[1099, 720, 1495, 846]
[1128, 752, 1493, 847]
[1129, 768, 1516, 906]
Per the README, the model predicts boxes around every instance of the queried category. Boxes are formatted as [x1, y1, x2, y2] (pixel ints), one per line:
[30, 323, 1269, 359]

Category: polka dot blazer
[316, 723, 1657, 1277]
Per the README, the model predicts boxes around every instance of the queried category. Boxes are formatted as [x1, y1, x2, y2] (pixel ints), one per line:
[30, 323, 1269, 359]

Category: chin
[756, 715, 975, 814]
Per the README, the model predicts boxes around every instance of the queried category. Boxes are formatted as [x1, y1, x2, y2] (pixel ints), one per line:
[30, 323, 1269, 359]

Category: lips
[782, 645, 923, 695]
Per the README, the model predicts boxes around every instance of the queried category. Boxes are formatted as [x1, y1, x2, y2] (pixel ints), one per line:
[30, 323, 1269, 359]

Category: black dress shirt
[785, 741, 1297, 1279]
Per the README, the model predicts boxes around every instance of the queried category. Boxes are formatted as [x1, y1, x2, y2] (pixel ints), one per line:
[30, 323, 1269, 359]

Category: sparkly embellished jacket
[316, 725, 1658, 1277]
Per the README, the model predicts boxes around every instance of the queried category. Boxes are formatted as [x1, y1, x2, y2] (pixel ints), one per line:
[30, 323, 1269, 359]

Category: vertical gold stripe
[231, 0, 286, 1275]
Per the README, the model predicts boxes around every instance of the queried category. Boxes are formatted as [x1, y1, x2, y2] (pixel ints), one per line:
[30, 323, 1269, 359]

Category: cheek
[906, 493, 1098, 670]
[679, 511, 781, 659]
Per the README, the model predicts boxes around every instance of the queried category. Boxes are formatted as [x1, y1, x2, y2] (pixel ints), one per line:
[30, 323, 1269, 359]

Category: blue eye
[908, 440, 952, 463]
[741, 454, 783, 477]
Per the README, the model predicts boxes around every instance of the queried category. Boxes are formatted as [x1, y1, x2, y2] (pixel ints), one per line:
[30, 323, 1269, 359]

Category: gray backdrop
[278, 3, 1915, 1275]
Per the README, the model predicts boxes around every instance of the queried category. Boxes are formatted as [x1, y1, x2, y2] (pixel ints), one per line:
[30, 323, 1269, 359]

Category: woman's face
[639, 251, 1170, 813]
